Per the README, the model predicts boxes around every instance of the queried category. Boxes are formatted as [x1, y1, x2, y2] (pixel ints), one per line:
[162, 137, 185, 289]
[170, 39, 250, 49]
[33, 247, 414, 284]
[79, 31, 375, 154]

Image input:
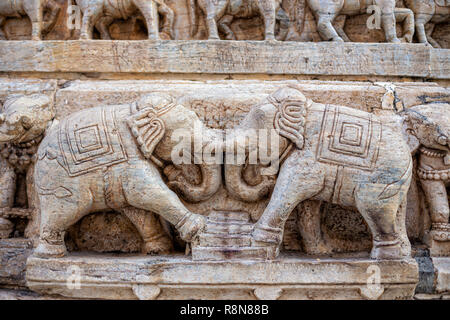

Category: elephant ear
[127, 107, 166, 160]
[401, 109, 421, 154]
[274, 98, 307, 149]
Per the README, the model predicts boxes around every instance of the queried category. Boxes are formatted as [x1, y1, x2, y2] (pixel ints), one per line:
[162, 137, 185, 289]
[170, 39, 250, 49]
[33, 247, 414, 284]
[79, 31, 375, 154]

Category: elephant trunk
[225, 163, 276, 203]
[165, 163, 222, 203]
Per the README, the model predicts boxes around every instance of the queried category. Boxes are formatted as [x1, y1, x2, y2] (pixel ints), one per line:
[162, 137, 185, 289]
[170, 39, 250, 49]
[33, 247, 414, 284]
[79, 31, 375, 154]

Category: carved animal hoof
[208, 36, 220, 40]
[79, 34, 90, 40]
[370, 242, 404, 260]
[159, 32, 172, 40]
[252, 224, 283, 246]
[31, 36, 41, 41]
[332, 37, 344, 43]
[34, 241, 67, 258]
[389, 38, 401, 44]
[142, 236, 173, 255]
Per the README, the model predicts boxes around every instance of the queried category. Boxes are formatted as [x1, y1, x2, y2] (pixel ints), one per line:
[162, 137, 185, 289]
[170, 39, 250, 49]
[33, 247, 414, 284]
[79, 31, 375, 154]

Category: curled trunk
[164, 163, 221, 203]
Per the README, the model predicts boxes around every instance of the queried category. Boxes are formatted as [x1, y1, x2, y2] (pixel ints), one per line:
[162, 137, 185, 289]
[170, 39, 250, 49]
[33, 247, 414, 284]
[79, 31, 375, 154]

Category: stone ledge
[0, 41, 448, 79]
[26, 253, 418, 300]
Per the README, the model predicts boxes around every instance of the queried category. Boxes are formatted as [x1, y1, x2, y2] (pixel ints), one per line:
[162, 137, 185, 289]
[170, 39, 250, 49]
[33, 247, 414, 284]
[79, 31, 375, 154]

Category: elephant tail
[187, 0, 198, 37]
[377, 158, 413, 201]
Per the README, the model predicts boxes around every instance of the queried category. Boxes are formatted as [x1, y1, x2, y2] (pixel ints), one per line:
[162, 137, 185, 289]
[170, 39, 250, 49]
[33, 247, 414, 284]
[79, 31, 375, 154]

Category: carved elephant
[0, 0, 61, 40]
[306, 0, 414, 43]
[75, 0, 174, 40]
[404, 0, 449, 47]
[414, 104, 450, 243]
[187, 0, 286, 40]
[0, 93, 223, 257]
[225, 86, 450, 260]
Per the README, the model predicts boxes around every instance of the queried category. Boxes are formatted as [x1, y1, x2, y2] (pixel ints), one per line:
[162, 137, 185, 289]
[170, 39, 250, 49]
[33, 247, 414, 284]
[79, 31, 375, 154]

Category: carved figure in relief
[0, 93, 224, 257]
[225, 86, 450, 260]
[0, 95, 54, 239]
[404, 0, 449, 47]
[305, 0, 414, 43]
[0, 0, 61, 40]
[75, 0, 174, 40]
[412, 104, 450, 249]
[187, 0, 287, 40]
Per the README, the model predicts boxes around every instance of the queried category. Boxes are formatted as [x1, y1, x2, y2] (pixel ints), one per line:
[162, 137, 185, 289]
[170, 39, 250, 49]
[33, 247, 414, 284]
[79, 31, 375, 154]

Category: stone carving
[413, 103, 450, 256]
[248, 86, 449, 260]
[75, 0, 174, 40]
[0, 93, 227, 258]
[0, 0, 61, 40]
[306, 0, 414, 42]
[187, 0, 286, 40]
[404, 0, 450, 47]
[0, 94, 54, 240]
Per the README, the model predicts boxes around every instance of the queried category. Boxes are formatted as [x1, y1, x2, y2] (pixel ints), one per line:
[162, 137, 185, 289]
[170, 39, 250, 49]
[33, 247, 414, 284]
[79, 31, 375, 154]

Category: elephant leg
[296, 200, 332, 254]
[333, 14, 350, 42]
[355, 185, 408, 260]
[218, 14, 235, 40]
[156, 1, 175, 40]
[134, 0, 159, 40]
[425, 23, 441, 48]
[120, 207, 174, 255]
[95, 16, 114, 40]
[275, 7, 289, 41]
[120, 162, 206, 243]
[80, 3, 103, 39]
[206, 15, 220, 40]
[420, 179, 449, 226]
[0, 161, 16, 208]
[380, 13, 400, 43]
[257, 0, 277, 40]
[0, 16, 6, 40]
[34, 190, 94, 258]
[253, 154, 325, 248]
[316, 13, 341, 41]
[394, 8, 414, 43]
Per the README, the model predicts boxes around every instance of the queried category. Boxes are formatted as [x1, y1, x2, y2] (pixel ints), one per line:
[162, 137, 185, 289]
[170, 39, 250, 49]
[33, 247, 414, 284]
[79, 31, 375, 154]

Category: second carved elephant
[225, 86, 450, 260]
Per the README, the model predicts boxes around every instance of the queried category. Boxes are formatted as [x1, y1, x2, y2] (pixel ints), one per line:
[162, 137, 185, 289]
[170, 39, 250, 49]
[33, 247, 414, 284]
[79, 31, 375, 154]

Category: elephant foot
[31, 35, 41, 41]
[142, 235, 174, 255]
[252, 224, 283, 247]
[176, 213, 206, 244]
[79, 33, 90, 40]
[34, 240, 67, 258]
[370, 240, 404, 260]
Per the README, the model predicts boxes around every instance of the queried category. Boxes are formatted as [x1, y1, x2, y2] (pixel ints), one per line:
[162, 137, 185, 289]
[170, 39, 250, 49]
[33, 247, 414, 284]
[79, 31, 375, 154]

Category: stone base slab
[26, 253, 418, 300]
[0, 41, 448, 79]
[432, 257, 450, 294]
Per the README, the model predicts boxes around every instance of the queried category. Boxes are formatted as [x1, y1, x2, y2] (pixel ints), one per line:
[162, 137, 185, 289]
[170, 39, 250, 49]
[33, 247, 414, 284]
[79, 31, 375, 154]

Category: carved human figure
[306, 0, 414, 43]
[413, 104, 450, 246]
[224, 86, 450, 260]
[75, 0, 174, 40]
[0, 93, 224, 257]
[404, 0, 449, 47]
[0, 0, 61, 40]
[187, 0, 286, 40]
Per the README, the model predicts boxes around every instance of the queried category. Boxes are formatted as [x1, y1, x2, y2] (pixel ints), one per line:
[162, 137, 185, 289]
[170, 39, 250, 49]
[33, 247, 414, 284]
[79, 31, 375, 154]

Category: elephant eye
[437, 135, 448, 146]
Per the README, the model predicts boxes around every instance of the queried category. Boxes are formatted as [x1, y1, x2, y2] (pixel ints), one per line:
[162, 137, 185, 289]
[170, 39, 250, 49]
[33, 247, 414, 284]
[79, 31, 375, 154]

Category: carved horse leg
[95, 16, 114, 39]
[414, 13, 433, 46]
[394, 8, 414, 43]
[80, 1, 104, 39]
[425, 23, 441, 48]
[333, 14, 350, 42]
[0, 16, 6, 40]
[24, 0, 44, 40]
[155, 0, 175, 40]
[218, 14, 235, 40]
[257, 0, 277, 40]
[276, 7, 290, 41]
[134, 0, 159, 40]
[316, 13, 341, 41]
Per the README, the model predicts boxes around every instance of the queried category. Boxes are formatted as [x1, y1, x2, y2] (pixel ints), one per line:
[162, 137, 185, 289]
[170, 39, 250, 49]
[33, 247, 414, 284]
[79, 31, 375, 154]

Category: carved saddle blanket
[58, 106, 127, 177]
[105, 0, 135, 19]
[316, 105, 382, 171]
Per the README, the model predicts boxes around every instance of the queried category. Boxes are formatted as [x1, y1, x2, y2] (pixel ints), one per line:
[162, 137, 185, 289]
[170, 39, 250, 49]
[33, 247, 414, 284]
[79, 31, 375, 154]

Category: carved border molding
[0, 41, 448, 79]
